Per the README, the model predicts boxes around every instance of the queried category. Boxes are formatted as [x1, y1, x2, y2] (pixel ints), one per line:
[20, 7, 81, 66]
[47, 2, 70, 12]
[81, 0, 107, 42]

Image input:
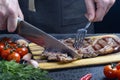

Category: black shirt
[19, 0, 94, 33]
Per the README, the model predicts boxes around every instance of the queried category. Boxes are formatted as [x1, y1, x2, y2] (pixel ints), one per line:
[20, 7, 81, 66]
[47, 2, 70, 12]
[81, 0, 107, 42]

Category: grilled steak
[29, 34, 120, 63]
[62, 35, 120, 58]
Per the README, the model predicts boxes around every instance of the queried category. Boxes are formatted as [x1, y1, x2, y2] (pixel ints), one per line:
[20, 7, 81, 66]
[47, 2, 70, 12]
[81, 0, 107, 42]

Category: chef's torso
[19, 0, 94, 33]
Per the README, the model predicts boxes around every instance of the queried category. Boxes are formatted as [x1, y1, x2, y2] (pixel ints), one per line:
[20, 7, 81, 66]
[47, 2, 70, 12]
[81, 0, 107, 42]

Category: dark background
[94, 0, 120, 33]
[1, 0, 119, 34]
[18, 0, 120, 34]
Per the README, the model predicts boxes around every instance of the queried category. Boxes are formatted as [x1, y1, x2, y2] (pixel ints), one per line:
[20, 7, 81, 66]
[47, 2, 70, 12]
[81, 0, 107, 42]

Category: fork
[74, 22, 91, 49]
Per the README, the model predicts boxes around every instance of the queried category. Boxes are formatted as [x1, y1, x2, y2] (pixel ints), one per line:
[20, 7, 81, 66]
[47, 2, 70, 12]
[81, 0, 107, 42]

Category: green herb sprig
[0, 60, 52, 80]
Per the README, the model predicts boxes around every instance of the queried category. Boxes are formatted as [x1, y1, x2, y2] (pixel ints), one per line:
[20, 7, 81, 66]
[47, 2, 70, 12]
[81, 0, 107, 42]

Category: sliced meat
[93, 44, 102, 50]
[97, 45, 114, 55]
[97, 39, 107, 47]
[110, 36, 120, 44]
[78, 45, 98, 58]
[40, 51, 75, 62]
[108, 38, 119, 47]
[62, 38, 74, 48]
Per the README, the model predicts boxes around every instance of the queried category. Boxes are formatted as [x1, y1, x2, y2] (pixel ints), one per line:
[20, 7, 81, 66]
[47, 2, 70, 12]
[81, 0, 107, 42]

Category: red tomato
[7, 52, 21, 63]
[116, 62, 120, 70]
[1, 48, 11, 60]
[0, 42, 5, 52]
[0, 37, 12, 43]
[9, 42, 17, 49]
[103, 65, 117, 79]
[16, 47, 28, 58]
[117, 69, 120, 80]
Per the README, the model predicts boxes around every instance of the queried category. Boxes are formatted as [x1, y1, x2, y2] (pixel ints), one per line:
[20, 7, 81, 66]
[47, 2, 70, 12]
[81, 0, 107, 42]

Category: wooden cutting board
[39, 53, 120, 70]
[29, 43, 120, 70]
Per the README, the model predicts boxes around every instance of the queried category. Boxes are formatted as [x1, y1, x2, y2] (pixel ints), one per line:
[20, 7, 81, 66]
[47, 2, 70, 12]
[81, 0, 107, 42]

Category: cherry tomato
[115, 62, 120, 80]
[0, 37, 12, 43]
[115, 69, 120, 80]
[0, 42, 5, 52]
[1, 48, 11, 60]
[16, 47, 28, 58]
[9, 42, 17, 49]
[7, 52, 21, 63]
[103, 65, 117, 79]
[116, 62, 120, 70]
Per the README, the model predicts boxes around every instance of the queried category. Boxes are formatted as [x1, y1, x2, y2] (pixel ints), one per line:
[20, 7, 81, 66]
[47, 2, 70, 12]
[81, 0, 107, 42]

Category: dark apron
[18, 0, 94, 34]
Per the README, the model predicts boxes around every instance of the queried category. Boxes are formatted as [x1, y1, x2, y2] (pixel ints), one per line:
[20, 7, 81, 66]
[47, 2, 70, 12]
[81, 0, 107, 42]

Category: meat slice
[41, 51, 76, 62]
[108, 38, 119, 47]
[93, 44, 102, 50]
[62, 38, 74, 48]
[97, 45, 114, 55]
[97, 39, 107, 47]
[78, 45, 97, 58]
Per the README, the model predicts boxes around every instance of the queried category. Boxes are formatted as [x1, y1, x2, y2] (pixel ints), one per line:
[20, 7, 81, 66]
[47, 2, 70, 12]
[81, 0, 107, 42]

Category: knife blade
[17, 19, 80, 58]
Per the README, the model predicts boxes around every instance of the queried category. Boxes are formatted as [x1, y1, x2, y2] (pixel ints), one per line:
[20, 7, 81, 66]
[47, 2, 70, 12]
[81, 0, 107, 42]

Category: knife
[17, 19, 80, 58]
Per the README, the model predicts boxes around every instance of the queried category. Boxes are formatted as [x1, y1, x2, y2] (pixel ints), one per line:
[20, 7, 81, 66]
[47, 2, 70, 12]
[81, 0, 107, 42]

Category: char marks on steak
[63, 35, 120, 58]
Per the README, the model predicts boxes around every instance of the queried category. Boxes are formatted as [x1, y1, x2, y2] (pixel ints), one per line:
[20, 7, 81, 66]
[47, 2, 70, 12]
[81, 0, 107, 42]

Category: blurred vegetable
[1, 48, 11, 60]
[22, 53, 32, 61]
[80, 73, 92, 80]
[116, 62, 120, 70]
[0, 37, 29, 62]
[16, 47, 28, 58]
[103, 64, 117, 79]
[16, 39, 29, 47]
[0, 42, 4, 52]
[7, 51, 21, 63]
[0, 60, 52, 80]
[29, 59, 39, 68]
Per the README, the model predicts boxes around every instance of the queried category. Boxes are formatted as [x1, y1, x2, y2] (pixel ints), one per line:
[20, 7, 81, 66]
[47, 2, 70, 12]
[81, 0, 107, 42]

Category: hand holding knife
[17, 18, 80, 58]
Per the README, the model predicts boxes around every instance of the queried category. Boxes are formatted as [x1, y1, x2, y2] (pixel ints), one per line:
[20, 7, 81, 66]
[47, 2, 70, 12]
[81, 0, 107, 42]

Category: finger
[18, 8, 24, 20]
[0, 19, 5, 30]
[0, 23, 7, 30]
[0, 19, 7, 30]
[84, 0, 95, 21]
[0, 13, 7, 30]
[105, 0, 116, 14]
[7, 14, 17, 32]
[93, 0, 107, 22]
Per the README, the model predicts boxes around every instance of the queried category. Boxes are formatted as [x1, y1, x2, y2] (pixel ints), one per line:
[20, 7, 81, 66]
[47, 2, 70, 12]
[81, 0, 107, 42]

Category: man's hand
[85, 0, 116, 22]
[0, 0, 23, 32]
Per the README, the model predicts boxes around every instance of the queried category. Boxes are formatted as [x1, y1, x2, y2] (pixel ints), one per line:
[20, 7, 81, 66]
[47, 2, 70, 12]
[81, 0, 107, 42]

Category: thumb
[18, 6, 24, 20]
[84, 0, 95, 21]
[7, 15, 17, 32]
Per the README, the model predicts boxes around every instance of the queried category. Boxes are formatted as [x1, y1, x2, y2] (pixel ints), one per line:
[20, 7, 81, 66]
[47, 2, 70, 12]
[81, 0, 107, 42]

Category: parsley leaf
[0, 60, 52, 80]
